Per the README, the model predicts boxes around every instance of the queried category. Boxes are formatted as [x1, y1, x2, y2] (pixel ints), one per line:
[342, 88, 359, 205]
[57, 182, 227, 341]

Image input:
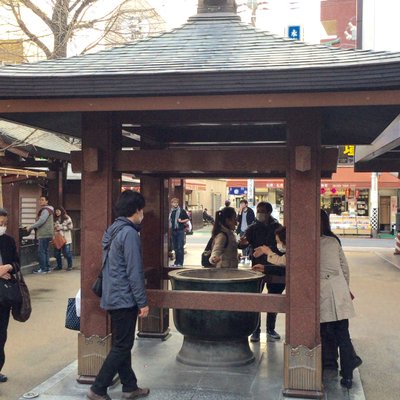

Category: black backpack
[201, 231, 228, 267]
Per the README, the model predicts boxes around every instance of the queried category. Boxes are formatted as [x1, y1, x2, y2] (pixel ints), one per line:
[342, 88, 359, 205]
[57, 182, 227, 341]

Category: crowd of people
[203, 201, 362, 389]
[0, 192, 362, 397]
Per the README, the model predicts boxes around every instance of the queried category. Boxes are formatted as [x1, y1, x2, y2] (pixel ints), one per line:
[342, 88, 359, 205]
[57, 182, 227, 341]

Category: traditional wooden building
[0, 0, 400, 397]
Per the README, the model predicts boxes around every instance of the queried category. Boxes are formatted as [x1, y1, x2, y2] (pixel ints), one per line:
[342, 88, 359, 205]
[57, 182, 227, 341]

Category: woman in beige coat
[320, 234, 361, 389]
[210, 207, 239, 268]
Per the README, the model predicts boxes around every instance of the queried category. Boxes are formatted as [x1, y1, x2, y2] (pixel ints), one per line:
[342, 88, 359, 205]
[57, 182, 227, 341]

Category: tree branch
[67, 0, 98, 32]
[9, 2, 52, 59]
[19, 0, 53, 28]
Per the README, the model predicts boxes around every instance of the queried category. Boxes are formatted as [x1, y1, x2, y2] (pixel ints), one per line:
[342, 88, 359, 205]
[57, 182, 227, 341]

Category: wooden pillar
[3, 181, 20, 249]
[283, 110, 323, 399]
[47, 161, 66, 208]
[77, 112, 121, 383]
[137, 177, 170, 338]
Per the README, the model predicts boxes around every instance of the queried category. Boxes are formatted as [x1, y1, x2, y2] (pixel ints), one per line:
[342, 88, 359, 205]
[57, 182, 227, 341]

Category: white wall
[362, 0, 400, 51]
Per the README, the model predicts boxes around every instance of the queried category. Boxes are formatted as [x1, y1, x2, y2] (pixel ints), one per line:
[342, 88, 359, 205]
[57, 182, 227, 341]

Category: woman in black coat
[0, 208, 19, 383]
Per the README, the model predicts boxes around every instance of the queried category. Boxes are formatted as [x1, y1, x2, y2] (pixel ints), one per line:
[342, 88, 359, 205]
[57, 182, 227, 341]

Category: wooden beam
[71, 147, 337, 176]
[2, 90, 400, 113]
[115, 148, 288, 175]
[114, 147, 337, 176]
[146, 289, 288, 313]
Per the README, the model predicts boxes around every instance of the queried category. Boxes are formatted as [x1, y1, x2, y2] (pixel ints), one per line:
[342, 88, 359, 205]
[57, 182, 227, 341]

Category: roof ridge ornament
[193, 0, 240, 21]
[198, 0, 236, 13]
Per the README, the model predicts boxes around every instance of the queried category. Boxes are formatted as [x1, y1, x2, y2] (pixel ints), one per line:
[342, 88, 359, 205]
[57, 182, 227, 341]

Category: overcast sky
[148, 0, 197, 30]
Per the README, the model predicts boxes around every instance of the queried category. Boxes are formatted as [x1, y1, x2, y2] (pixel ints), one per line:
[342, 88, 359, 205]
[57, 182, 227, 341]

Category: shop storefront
[320, 185, 372, 235]
[227, 167, 399, 236]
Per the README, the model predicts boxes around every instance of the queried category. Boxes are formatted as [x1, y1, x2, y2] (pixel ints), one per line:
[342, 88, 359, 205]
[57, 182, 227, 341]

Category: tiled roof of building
[0, 119, 80, 155]
[1, 14, 400, 98]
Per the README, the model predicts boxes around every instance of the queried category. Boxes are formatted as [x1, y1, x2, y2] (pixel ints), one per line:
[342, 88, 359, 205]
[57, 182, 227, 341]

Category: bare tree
[0, 0, 165, 60]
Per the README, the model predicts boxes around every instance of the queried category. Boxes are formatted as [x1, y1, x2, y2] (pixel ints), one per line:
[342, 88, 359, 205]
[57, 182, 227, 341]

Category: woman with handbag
[0, 208, 20, 383]
[54, 207, 73, 271]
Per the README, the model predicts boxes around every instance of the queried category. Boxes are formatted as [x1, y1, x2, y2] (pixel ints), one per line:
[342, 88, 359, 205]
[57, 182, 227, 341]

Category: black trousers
[91, 307, 139, 396]
[253, 282, 286, 334]
[320, 322, 339, 368]
[0, 305, 10, 372]
[320, 319, 355, 379]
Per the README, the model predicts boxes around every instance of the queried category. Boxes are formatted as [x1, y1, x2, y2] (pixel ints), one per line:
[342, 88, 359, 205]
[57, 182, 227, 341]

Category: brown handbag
[53, 233, 67, 249]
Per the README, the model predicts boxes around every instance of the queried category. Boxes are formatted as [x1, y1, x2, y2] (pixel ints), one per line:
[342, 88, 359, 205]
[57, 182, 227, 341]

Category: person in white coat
[320, 233, 362, 389]
[210, 207, 239, 268]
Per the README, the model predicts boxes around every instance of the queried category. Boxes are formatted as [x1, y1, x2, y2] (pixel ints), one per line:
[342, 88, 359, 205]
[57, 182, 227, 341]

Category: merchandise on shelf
[329, 214, 371, 236]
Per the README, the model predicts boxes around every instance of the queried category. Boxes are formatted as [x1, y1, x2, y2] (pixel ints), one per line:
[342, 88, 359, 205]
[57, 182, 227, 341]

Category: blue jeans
[91, 307, 139, 396]
[171, 229, 185, 266]
[55, 243, 73, 269]
[38, 237, 52, 271]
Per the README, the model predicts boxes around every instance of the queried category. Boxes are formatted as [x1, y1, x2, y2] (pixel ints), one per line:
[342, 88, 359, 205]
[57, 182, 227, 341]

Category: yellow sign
[343, 145, 355, 157]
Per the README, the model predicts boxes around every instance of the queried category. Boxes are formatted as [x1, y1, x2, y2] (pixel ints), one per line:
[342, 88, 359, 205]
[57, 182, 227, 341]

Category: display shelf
[330, 215, 371, 236]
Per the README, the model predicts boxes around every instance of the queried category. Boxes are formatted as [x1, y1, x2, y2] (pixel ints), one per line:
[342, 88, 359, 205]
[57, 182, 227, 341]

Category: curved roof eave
[1, 15, 400, 99]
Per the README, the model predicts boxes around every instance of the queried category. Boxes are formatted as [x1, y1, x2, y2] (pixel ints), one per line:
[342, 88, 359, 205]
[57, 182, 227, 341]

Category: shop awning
[227, 167, 400, 191]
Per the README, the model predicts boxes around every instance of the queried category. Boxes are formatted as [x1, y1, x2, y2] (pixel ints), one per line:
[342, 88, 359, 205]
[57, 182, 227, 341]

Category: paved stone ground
[3, 228, 400, 400]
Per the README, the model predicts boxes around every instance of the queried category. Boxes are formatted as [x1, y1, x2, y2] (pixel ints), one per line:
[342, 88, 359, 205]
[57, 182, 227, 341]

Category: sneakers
[0, 373, 7, 382]
[32, 269, 49, 274]
[267, 330, 281, 340]
[250, 332, 260, 342]
[86, 388, 111, 400]
[121, 387, 150, 399]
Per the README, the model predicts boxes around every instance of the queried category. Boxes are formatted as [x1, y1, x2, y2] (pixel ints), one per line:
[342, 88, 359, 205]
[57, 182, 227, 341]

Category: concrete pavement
[3, 228, 400, 400]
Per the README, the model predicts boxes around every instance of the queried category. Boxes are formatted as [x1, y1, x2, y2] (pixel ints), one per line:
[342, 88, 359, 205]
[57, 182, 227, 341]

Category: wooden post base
[283, 343, 323, 399]
[77, 333, 113, 384]
[137, 307, 170, 340]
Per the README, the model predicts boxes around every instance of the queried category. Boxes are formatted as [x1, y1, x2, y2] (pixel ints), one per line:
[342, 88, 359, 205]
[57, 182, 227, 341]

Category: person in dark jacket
[236, 199, 255, 257]
[240, 201, 284, 342]
[87, 191, 150, 400]
[0, 208, 19, 383]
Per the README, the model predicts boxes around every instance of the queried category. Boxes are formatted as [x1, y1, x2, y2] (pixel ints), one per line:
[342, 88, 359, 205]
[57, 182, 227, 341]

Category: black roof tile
[1, 15, 400, 98]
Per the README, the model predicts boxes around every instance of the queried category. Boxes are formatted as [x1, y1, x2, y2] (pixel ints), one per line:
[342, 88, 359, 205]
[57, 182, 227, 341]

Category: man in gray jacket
[88, 190, 149, 400]
[28, 195, 54, 274]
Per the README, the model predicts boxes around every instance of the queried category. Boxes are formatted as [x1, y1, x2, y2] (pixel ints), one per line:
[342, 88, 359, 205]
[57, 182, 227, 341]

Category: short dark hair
[0, 208, 8, 217]
[239, 199, 248, 205]
[115, 190, 145, 217]
[41, 195, 49, 202]
[257, 201, 272, 214]
[275, 226, 286, 245]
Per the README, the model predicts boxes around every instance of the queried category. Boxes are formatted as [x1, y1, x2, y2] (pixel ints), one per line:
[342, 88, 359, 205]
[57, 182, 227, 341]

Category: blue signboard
[228, 187, 248, 195]
[288, 25, 301, 40]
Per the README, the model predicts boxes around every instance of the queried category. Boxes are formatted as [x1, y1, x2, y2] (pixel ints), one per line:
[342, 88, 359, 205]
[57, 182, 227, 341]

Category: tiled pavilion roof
[1, 14, 400, 98]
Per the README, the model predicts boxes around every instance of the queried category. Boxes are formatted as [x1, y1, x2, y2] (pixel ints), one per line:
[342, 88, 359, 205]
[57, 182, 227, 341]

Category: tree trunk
[51, 0, 69, 59]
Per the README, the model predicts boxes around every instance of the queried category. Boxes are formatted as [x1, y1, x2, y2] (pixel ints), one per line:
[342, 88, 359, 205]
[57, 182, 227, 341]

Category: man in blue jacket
[88, 190, 150, 400]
